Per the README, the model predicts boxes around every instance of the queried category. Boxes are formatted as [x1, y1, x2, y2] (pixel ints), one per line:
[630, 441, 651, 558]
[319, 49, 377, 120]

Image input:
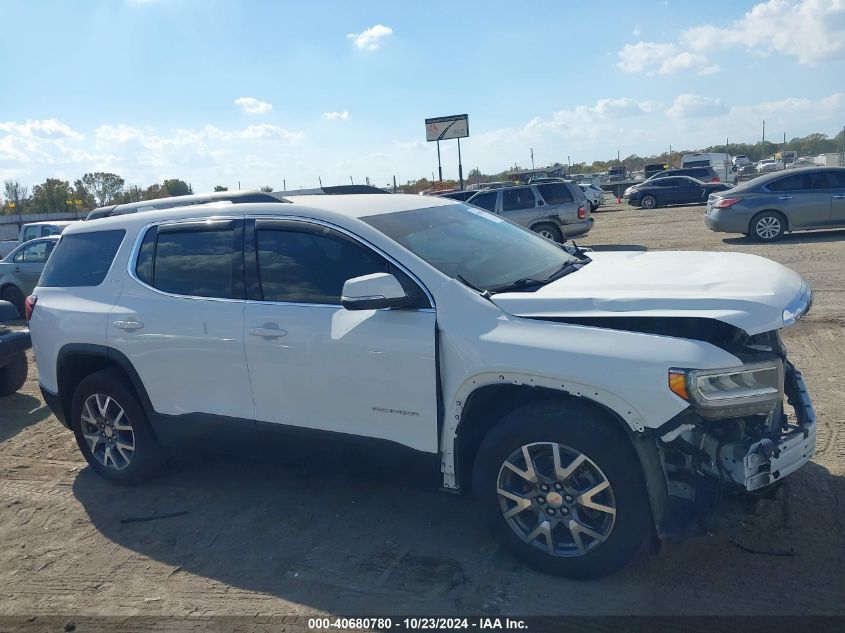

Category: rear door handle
[778, 195, 793, 200]
[113, 320, 144, 331]
[249, 324, 287, 339]
[834, 194, 845, 199]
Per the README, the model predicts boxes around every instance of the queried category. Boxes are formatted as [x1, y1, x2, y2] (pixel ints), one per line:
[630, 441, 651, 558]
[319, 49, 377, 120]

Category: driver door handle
[249, 324, 287, 339]
[113, 320, 144, 331]
[778, 195, 793, 200]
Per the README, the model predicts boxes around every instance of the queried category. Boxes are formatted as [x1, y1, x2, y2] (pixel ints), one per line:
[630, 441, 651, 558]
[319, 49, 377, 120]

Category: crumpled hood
[491, 250, 806, 335]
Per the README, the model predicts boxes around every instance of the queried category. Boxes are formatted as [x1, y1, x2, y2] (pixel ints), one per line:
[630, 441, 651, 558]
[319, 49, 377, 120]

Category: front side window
[43, 225, 63, 236]
[363, 204, 578, 291]
[536, 183, 574, 205]
[139, 223, 241, 299]
[502, 188, 537, 211]
[255, 228, 387, 304]
[14, 240, 53, 264]
[40, 230, 125, 287]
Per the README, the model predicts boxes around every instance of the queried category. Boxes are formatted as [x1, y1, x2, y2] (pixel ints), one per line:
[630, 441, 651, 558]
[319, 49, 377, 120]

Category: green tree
[213, 185, 228, 192]
[162, 179, 192, 196]
[30, 178, 71, 213]
[3, 180, 30, 219]
[71, 179, 96, 211]
[81, 172, 125, 206]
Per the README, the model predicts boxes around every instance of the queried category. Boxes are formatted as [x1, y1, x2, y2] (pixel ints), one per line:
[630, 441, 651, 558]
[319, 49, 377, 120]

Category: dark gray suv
[466, 182, 592, 242]
[705, 167, 845, 241]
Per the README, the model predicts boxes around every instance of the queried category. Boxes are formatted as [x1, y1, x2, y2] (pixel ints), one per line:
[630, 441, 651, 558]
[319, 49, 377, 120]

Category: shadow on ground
[0, 393, 50, 444]
[723, 228, 845, 246]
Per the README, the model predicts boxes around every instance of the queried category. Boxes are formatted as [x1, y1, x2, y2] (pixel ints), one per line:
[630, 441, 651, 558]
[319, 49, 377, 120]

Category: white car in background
[578, 183, 604, 211]
[757, 159, 781, 173]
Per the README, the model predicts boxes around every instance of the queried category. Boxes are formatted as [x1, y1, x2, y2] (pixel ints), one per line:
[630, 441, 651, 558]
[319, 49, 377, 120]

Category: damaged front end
[657, 330, 816, 514]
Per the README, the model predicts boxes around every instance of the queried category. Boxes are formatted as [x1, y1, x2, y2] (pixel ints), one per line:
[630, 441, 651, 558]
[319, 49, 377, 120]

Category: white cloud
[667, 94, 729, 119]
[346, 24, 393, 50]
[323, 111, 350, 120]
[682, 0, 845, 65]
[0, 118, 83, 140]
[658, 51, 709, 74]
[617, 42, 677, 73]
[234, 97, 273, 114]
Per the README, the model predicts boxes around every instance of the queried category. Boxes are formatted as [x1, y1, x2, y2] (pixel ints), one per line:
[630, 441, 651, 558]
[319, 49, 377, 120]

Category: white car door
[108, 218, 255, 421]
[242, 219, 439, 452]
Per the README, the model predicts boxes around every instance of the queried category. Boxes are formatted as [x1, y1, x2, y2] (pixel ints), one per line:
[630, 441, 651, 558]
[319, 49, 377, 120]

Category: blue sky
[1, 0, 844, 191]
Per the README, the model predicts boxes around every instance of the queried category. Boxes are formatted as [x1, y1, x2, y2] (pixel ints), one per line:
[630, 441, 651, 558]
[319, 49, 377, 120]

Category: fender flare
[439, 371, 647, 490]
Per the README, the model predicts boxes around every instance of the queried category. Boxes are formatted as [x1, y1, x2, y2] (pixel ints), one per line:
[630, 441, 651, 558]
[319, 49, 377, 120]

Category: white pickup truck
[29, 195, 815, 578]
[0, 220, 77, 258]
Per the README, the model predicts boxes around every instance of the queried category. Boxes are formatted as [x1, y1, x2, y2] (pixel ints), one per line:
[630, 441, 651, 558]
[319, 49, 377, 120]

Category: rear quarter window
[39, 230, 125, 287]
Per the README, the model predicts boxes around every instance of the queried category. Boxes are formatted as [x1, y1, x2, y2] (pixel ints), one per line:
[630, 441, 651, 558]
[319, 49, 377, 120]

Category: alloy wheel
[538, 229, 556, 240]
[496, 442, 616, 557]
[80, 393, 135, 470]
[755, 216, 781, 240]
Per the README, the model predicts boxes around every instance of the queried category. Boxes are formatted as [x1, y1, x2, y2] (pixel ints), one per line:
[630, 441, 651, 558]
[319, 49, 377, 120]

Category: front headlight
[783, 281, 812, 326]
[668, 360, 783, 419]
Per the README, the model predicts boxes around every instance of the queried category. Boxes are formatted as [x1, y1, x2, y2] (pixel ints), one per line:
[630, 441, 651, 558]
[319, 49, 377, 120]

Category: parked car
[607, 166, 627, 181]
[643, 166, 722, 184]
[435, 190, 477, 202]
[30, 194, 816, 578]
[705, 167, 845, 241]
[682, 153, 736, 184]
[578, 183, 604, 211]
[756, 159, 780, 173]
[467, 182, 592, 242]
[0, 236, 59, 317]
[19, 220, 77, 243]
[644, 163, 669, 179]
[733, 155, 752, 167]
[0, 299, 29, 396]
[626, 177, 732, 209]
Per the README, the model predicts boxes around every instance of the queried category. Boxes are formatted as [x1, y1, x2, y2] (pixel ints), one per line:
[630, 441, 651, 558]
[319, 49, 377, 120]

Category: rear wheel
[1, 286, 25, 319]
[473, 400, 652, 579]
[532, 223, 563, 243]
[70, 370, 165, 484]
[751, 211, 786, 242]
[0, 352, 27, 396]
[640, 195, 657, 209]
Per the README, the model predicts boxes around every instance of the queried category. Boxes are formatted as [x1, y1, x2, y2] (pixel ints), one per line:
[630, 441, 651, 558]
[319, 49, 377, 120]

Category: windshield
[363, 204, 578, 290]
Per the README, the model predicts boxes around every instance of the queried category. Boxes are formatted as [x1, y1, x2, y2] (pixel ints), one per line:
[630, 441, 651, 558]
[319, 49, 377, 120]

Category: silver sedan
[0, 236, 58, 316]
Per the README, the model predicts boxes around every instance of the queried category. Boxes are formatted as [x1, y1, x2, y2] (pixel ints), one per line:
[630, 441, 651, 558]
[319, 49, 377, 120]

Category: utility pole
[762, 120, 766, 160]
[350, 176, 354, 185]
[530, 147, 534, 169]
[319, 176, 322, 187]
[393, 175, 397, 193]
[669, 144, 672, 166]
[283, 179, 286, 190]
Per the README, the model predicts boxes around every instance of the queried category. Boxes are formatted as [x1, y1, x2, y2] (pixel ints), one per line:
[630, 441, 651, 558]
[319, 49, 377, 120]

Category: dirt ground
[1, 199, 844, 619]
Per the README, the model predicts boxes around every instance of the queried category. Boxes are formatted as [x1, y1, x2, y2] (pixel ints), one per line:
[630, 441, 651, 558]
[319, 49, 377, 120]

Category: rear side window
[536, 183, 574, 205]
[40, 230, 125, 287]
[767, 172, 828, 192]
[136, 223, 242, 299]
[469, 191, 497, 212]
[21, 226, 40, 242]
[502, 188, 537, 211]
[826, 171, 845, 188]
[43, 225, 63, 236]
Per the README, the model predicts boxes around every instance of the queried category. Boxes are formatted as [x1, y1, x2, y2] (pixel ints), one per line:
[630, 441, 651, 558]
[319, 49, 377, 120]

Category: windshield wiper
[456, 274, 492, 300]
[488, 257, 590, 294]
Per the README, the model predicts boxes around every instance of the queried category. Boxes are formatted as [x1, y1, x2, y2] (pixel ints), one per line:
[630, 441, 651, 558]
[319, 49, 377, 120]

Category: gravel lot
[1, 198, 844, 619]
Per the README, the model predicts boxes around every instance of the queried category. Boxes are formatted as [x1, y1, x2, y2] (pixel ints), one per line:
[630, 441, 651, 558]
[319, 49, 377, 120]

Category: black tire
[1, 286, 25, 319]
[472, 399, 652, 579]
[750, 211, 786, 242]
[532, 223, 563, 243]
[640, 195, 657, 209]
[0, 352, 28, 396]
[70, 369, 165, 484]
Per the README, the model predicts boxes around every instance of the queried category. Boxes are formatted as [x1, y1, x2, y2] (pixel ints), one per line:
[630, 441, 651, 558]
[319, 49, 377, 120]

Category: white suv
[29, 194, 816, 578]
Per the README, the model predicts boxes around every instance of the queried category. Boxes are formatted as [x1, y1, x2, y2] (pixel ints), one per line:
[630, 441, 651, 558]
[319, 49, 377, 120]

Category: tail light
[710, 177, 720, 182]
[714, 197, 742, 209]
[577, 205, 587, 219]
[24, 295, 37, 321]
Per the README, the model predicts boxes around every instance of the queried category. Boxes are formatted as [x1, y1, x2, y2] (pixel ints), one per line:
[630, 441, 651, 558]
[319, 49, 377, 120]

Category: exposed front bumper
[732, 363, 816, 491]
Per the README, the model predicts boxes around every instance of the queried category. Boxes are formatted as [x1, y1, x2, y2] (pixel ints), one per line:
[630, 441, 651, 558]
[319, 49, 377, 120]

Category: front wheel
[70, 370, 166, 484]
[640, 195, 657, 209]
[0, 352, 27, 396]
[532, 223, 563, 243]
[473, 400, 652, 579]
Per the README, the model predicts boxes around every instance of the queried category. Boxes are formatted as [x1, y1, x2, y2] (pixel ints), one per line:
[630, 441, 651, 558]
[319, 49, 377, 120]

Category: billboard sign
[425, 114, 469, 142]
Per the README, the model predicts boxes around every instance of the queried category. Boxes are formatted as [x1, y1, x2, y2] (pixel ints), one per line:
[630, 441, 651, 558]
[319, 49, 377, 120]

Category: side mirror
[341, 273, 409, 311]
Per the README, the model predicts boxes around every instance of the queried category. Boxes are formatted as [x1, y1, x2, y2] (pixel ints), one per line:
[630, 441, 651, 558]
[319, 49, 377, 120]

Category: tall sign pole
[436, 140, 443, 183]
[457, 138, 464, 190]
